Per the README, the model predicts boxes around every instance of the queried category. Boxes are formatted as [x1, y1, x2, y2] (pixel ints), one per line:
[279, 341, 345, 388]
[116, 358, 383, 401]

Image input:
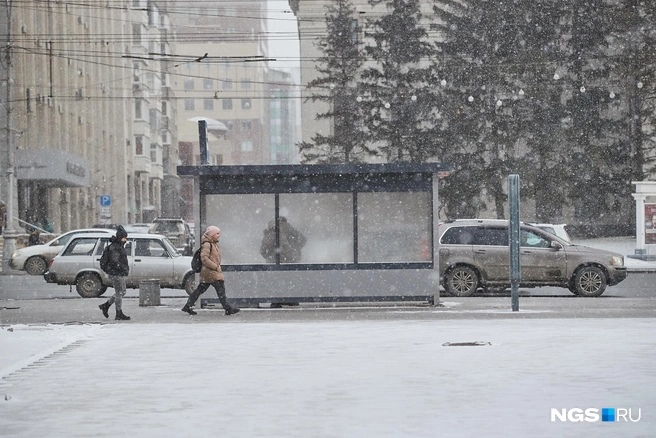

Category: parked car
[9, 228, 115, 275]
[149, 218, 194, 255]
[438, 219, 627, 297]
[129, 223, 152, 234]
[92, 224, 140, 234]
[530, 223, 571, 243]
[44, 232, 196, 298]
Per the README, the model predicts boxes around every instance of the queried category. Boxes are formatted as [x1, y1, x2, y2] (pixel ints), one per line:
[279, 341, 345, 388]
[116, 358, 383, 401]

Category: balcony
[134, 154, 151, 174]
[150, 162, 164, 180]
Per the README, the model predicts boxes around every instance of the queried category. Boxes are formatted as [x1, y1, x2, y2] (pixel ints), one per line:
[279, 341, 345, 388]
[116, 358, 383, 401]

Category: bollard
[139, 279, 161, 306]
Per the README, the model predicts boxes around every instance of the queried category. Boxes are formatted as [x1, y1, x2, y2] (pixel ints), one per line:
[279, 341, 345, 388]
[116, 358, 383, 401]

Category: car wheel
[76, 272, 107, 298]
[444, 265, 479, 297]
[572, 266, 607, 297]
[183, 273, 196, 296]
[567, 282, 580, 296]
[24, 256, 48, 275]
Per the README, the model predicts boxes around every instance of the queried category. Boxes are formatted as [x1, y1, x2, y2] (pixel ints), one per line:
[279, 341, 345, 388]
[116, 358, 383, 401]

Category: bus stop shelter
[176, 163, 452, 307]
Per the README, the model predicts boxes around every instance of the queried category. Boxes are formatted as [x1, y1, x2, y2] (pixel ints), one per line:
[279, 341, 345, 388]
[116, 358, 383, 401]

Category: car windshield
[160, 237, 182, 256]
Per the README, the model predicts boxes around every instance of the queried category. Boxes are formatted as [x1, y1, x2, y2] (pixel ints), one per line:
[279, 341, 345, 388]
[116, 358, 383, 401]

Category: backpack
[99, 244, 111, 273]
[191, 242, 211, 273]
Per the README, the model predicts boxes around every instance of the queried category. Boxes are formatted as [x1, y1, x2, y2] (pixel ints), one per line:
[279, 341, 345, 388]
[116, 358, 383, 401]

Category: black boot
[115, 310, 131, 321]
[225, 307, 240, 316]
[99, 302, 110, 319]
[181, 305, 197, 315]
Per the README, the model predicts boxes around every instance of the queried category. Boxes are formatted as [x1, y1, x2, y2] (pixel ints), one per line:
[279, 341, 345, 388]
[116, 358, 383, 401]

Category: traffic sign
[100, 195, 111, 207]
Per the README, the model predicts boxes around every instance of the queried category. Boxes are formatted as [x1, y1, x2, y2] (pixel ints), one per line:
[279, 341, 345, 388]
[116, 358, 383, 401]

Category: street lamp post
[1, 1, 18, 274]
[2, 168, 17, 274]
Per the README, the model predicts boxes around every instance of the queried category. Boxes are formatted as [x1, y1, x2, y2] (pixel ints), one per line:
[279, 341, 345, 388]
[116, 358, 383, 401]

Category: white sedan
[44, 232, 196, 298]
[9, 228, 114, 275]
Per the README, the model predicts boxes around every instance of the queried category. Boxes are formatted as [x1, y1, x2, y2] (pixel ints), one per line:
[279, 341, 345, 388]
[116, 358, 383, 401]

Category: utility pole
[1, 0, 17, 274]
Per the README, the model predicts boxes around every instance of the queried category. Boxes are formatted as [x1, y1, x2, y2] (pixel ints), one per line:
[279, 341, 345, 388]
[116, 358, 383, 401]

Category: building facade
[0, 0, 178, 234]
[171, 1, 286, 221]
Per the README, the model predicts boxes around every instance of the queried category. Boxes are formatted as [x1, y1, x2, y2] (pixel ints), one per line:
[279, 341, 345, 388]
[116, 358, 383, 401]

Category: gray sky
[267, 0, 300, 74]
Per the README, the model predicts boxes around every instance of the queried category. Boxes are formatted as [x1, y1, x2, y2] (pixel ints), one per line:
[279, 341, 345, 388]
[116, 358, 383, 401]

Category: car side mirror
[551, 241, 563, 250]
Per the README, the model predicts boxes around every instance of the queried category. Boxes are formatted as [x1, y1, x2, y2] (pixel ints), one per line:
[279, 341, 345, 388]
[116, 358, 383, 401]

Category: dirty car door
[472, 226, 509, 282]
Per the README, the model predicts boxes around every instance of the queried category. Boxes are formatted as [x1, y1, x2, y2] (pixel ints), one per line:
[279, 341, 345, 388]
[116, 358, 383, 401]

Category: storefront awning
[15, 149, 90, 187]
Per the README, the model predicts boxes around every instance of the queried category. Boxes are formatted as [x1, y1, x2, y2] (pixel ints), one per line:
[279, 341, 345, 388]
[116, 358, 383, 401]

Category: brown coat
[198, 236, 224, 283]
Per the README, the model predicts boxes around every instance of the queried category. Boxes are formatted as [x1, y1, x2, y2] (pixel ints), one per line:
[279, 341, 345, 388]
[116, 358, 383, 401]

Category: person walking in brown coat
[181, 225, 240, 316]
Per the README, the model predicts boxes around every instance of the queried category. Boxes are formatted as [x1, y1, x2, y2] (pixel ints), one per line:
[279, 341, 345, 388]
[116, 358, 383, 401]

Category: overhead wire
[5, 0, 648, 104]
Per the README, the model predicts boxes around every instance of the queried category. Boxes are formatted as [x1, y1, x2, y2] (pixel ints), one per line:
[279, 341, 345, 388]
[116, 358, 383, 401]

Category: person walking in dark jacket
[98, 225, 131, 320]
[182, 225, 240, 316]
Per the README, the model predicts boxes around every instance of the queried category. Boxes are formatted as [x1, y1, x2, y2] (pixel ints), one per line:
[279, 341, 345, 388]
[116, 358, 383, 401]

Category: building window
[184, 78, 194, 90]
[135, 135, 144, 155]
[241, 140, 253, 152]
[150, 143, 157, 162]
[132, 24, 141, 44]
[133, 63, 140, 82]
[184, 99, 195, 110]
[161, 101, 167, 116]
[222, 79, 233, 90]
[241, 121, 252, 132]
[203, 79, 213, 90]
[204, 99, 214, 110]
[135, 100, 142, 119]
[26, 88, 32, 113]
[222, 99, 233, 110]
[240, 79, 251, 90]
[241, 99, 251, 110]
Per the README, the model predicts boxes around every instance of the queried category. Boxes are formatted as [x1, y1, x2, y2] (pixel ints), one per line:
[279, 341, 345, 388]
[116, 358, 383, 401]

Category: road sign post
[508, 175, 520, 312]
[99, 195, 111, 225]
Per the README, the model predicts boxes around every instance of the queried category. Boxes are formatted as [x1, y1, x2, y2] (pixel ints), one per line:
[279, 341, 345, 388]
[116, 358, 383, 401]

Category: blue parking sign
[99, 195, 111, 207]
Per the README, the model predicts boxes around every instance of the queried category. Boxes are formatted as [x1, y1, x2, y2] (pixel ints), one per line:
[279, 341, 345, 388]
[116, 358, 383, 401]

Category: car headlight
[11, 250, 22, 259]
[610, 256, 624, 267]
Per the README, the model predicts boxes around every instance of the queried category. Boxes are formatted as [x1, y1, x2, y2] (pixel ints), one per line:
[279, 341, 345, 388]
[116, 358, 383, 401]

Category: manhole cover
[442, 341, 491, 347]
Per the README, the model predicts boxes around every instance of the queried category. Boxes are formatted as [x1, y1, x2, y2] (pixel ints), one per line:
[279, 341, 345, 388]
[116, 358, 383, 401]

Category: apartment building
[267, 69, 298, 164]
[171, 1, 277, 221]
[1, 1, 131, 233]
[129, 1, 179, 222]
[0, 0, 178, 232]
[172, 1, 270, 165]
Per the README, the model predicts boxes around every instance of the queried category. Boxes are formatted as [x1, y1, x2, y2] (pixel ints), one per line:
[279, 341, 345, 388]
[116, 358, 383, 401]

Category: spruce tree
[360, 0, 437, 162]
[299, 0, 373, 163]
[431, 0, 550, 218]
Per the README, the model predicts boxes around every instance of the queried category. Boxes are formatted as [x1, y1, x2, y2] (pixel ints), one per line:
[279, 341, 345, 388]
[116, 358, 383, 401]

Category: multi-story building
[267, 69, 298, 164]
[128, 1, 179, 223]
[171, 1, 281, 221]
[0, 1, 133, 234]
[0, 0, 178, 240]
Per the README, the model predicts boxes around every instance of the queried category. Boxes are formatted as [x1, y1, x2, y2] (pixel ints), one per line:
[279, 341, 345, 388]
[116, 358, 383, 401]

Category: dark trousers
[185, 280, 234, 311]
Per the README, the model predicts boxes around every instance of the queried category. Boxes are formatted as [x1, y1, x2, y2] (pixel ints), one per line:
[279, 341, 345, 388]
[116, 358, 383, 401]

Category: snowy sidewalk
[1, 319, 654, 437]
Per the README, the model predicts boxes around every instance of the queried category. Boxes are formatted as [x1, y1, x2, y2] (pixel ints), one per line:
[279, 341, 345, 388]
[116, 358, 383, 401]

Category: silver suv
[438, 219, 627, 297]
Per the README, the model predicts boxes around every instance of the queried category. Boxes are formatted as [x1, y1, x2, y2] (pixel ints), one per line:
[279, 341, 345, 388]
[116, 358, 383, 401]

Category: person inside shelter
[260, 216, 307, 264]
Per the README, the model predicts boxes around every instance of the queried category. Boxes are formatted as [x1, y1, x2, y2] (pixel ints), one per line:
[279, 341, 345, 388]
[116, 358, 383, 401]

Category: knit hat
[115, 225, 128, 240]
[204, 225, 220, 237]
